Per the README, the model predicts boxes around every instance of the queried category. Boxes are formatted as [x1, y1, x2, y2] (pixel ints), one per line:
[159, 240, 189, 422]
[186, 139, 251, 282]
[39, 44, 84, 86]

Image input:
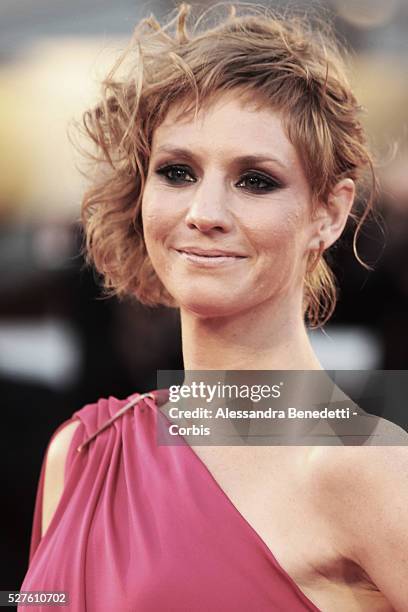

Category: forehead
[151, 93, 300, 167]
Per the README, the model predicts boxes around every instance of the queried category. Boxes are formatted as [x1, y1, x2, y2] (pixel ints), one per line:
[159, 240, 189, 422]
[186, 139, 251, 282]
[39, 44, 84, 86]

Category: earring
[307, 240, 325, 275]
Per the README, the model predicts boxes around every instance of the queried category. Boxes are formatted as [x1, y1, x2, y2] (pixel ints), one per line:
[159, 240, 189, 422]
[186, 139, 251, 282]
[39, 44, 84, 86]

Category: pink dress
[19, 389, 321, 611]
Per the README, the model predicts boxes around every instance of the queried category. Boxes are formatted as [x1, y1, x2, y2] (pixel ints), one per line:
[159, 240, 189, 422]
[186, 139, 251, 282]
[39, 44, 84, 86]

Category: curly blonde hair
[78, 2, 376, 328]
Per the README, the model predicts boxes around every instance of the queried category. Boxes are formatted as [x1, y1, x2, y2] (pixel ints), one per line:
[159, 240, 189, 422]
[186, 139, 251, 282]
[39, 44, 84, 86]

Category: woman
[20, 3, 408, 611]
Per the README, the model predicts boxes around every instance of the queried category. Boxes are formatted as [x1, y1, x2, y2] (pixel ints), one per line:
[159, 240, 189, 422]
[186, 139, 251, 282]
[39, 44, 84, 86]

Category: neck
[158, 297, 343, 446]
[179, 293, 322, 372]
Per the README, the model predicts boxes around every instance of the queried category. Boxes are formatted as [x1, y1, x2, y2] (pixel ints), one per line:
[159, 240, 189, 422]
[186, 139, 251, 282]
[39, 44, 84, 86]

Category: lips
[172, 247, 248, 268]
[174, 247, 246, 258]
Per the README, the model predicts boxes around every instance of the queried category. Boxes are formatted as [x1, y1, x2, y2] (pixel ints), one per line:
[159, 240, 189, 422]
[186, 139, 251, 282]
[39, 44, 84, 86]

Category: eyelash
[154, 164, 283, 193]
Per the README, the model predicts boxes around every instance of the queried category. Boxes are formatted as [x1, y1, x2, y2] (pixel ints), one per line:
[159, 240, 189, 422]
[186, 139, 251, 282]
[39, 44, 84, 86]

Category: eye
[154, 164, 283, 193]
[236, 172, 282, 193]
[155, 164, 196, 184]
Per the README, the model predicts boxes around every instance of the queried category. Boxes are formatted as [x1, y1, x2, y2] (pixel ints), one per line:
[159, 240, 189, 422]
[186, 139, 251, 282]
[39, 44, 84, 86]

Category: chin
[176, 291, 249, 319]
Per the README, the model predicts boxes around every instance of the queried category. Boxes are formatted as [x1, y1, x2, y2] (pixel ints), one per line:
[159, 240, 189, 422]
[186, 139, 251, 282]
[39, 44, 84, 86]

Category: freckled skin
[141, 93, 318, 319]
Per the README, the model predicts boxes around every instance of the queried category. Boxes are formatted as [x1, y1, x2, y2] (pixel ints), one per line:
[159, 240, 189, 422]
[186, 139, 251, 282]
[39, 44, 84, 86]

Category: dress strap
[76, 392, 155, 453]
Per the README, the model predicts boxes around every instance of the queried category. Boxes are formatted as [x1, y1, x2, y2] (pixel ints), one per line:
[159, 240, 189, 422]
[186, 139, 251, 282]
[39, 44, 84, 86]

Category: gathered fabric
[19, 390, 320, 611]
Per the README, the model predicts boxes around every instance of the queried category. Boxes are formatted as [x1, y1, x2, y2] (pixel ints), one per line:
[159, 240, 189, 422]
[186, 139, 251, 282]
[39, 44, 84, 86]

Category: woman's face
[141, 92, 320, 318]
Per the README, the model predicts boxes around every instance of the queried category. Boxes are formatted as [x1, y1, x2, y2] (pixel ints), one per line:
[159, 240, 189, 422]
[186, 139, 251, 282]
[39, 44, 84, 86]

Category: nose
[185, 177, 234, 233]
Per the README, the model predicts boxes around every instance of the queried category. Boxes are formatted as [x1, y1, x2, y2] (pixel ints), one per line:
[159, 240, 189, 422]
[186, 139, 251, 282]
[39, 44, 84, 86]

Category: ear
[309, 178, 355, 250]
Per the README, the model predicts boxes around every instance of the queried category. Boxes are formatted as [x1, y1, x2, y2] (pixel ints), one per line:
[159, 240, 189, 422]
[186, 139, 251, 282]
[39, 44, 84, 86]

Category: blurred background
[1, 0, 408, 594]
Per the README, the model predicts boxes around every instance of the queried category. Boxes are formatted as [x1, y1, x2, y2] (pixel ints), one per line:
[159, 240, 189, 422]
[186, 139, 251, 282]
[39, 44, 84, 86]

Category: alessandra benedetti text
[168, 407, 356, 420]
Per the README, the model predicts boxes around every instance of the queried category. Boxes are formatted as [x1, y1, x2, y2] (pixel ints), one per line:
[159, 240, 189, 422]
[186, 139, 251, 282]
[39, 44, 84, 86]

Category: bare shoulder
[42, 419, 82, 538]
[305, 419, 408, 511]
[306, 409, 407, 471]
[306, 417, 408, 507]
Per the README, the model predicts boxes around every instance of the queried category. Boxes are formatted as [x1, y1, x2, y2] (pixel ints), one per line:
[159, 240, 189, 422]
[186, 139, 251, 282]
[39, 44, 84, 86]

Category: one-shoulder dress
[19, 389, 321, 611]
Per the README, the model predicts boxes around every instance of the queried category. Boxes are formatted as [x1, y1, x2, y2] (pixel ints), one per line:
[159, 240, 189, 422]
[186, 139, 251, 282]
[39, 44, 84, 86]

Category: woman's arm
[309, 442, 408, 611]
[345, 446, 408, 611]
[41, 420, 81, 538]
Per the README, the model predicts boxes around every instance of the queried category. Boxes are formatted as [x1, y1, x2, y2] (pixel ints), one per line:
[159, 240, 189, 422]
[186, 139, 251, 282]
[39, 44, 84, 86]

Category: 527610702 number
[0, 591, 69, 606]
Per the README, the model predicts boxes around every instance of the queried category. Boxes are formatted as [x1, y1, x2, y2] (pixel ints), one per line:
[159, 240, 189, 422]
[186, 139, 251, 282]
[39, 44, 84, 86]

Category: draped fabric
[19, 390, 320, 611]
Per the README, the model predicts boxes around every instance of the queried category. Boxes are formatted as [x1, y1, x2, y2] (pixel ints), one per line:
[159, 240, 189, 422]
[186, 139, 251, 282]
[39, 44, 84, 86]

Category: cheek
[141, 192, 174, 249]
[252, 205, 305, 255]
[141, 190, 182, 286]
[248, 206, 309, 294]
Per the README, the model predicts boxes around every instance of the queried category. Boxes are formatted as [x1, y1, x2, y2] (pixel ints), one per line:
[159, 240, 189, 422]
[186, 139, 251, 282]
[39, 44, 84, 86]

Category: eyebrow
[153, 145, 288, 170]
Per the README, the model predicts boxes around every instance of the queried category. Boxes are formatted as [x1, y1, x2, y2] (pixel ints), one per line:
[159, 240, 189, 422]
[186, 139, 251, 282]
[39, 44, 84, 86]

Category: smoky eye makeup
[155, 163, 196, 184]
[153, 161, 286, 194]
[236, 169, 285, 193]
